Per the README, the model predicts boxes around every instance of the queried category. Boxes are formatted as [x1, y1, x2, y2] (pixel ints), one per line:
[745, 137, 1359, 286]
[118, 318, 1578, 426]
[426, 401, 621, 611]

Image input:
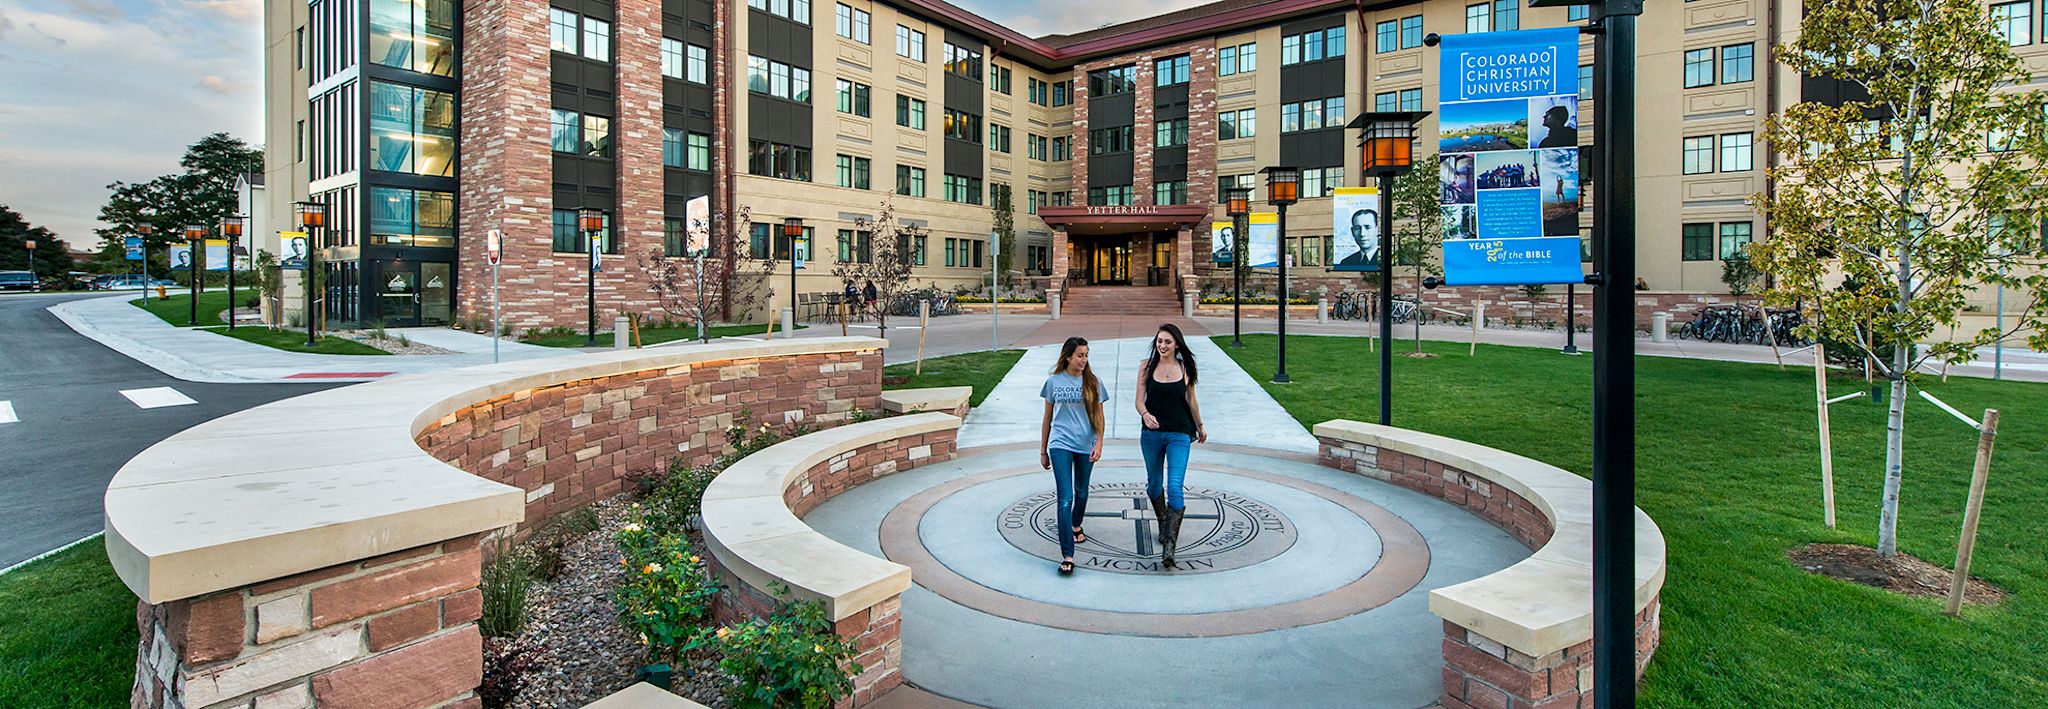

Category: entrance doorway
[374, 260, 453, 326]
[1083, 238, 1131, 285]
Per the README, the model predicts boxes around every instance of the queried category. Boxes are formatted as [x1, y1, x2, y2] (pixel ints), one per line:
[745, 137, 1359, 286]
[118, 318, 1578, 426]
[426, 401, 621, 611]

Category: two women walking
[1038, 325, 1204, 575]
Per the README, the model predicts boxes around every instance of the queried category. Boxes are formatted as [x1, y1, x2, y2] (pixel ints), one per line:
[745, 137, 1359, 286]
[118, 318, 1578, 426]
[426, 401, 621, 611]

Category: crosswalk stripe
[120, 387, 197, 409]
[0, 401, 15, 424]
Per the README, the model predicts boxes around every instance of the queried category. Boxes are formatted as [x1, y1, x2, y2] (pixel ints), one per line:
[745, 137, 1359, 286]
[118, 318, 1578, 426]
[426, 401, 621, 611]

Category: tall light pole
[183, 224, 206, 325]
[136, 223, 154, 293]
[221, 216, 245, 330]
[783, 217, 804, 336]
[1260, 166, 1300, 384]
[1350, 111, 1429, 426]
[580, 207, 605, 346]
[294, 201, 326, 346]
[1223, 186, 1252, 348]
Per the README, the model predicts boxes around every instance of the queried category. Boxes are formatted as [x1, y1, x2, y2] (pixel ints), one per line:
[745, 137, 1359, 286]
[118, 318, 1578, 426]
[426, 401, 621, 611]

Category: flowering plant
[694, 587, 861, 709]
[613, 516, 720, 658]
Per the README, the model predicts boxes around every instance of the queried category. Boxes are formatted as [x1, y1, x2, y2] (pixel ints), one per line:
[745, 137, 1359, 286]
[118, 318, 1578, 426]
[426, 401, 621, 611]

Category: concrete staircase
[1063, 286, 1181, 316]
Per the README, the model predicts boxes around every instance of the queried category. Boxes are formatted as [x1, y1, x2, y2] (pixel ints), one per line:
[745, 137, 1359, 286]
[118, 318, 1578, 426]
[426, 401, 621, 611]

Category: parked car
[94, 274, 177, 290]
[0, 271, 40, 292]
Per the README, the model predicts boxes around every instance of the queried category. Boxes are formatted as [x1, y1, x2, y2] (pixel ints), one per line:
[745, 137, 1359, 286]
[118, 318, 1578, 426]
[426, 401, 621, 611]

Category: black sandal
[1058, 559, 1075, 575]
[1072, 527, 1087, 544]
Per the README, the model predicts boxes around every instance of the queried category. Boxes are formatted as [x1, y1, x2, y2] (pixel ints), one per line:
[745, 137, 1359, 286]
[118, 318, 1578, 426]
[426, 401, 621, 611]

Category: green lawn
[1217, 334, 2048, 707]
[200, 326, 389, 355]
[0, 539, 136, 708]
[130, 288, 258, 328]
[520, 322, 798, 348]
[883, 349, 1025, 408]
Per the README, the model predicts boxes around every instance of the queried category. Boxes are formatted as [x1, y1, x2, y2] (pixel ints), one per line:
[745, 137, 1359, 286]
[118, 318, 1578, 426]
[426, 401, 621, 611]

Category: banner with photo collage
[1437, 26, 1584, 286]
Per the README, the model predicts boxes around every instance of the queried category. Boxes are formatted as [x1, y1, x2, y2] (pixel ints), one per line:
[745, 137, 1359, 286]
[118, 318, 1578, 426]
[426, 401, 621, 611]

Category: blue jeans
[1141, 430, 1192, 510]
[1047, 448, 1094, 558]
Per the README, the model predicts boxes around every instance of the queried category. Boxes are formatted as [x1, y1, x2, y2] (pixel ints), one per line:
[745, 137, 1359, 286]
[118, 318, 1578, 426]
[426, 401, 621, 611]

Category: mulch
[1786, 543, 2008, 606]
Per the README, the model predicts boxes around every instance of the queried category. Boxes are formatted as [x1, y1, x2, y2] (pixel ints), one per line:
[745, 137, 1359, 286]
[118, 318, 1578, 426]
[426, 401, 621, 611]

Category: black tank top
[1144, 365, 1196, 436]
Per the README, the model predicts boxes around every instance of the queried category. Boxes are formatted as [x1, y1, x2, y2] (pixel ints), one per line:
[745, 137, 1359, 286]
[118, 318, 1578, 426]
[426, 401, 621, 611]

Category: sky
[0, 0, 1212, 250]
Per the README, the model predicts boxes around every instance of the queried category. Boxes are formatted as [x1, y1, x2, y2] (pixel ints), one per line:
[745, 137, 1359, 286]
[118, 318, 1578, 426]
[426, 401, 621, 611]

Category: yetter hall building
[262, 0, 2039, 330]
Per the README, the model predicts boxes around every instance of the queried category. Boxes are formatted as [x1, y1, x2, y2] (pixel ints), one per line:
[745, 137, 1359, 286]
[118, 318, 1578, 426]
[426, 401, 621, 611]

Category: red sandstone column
[611, 0, 667, 319]
[459, 0, 555, 329]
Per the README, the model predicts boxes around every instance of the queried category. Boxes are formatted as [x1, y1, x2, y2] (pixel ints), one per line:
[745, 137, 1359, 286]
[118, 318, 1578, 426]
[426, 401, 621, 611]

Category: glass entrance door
[376, 260, 419, 326]
[419, 262, 452, 326]
[1089, 239, 1131, 285]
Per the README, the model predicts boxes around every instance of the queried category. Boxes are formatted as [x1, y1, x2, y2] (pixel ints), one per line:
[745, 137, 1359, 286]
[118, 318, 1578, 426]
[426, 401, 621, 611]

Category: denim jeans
[1140, 429, 1192, 510]
[1047, 448, 1095, 559]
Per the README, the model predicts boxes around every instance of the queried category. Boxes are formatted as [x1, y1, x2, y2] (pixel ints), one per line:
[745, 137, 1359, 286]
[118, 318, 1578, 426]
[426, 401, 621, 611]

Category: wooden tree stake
[1814, 343, 1837, 529]
[1946, 408, 2000, 617]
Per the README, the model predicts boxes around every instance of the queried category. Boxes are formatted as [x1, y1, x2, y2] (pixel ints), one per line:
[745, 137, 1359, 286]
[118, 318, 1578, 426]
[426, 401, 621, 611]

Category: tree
[0, 205, 75, 278]
[94, 133, 263, 270]
[1392, 154, 1445, 351]
[1752, 0, 2048, 557]
[831, 200, 926, 338]
[637, 205, 757, 342]
[1720, 252, 1761, 297]
[991, 189, 1016, 296]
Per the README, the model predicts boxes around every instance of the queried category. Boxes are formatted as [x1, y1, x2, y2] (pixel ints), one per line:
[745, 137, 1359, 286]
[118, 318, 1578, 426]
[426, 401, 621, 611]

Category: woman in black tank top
[1134, 324, 1206, 569]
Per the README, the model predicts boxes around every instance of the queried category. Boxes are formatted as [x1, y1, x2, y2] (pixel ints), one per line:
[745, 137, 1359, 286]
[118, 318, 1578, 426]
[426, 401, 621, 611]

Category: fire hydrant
[156, 284, 169, 300]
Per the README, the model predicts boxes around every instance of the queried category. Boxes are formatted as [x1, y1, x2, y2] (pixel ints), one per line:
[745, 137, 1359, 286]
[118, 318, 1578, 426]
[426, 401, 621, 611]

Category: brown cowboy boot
[1162, 506, 1185, 569]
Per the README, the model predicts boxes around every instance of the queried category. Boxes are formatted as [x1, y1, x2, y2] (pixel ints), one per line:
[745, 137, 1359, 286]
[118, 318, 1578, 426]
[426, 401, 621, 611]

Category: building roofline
[899, 0, 1353, 69]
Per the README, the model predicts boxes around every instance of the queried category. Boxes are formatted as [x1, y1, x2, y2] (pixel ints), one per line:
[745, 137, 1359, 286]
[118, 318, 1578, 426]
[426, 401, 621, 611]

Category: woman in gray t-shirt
[1040, 337, 1108, 575]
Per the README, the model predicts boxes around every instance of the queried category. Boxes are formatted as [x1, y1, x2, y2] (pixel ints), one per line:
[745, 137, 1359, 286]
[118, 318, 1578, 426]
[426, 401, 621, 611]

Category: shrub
[479, 543, 533, 638]
[614, 517, 721, 657]
[696, 589, 862, 709]
[479, 637, 541, 709]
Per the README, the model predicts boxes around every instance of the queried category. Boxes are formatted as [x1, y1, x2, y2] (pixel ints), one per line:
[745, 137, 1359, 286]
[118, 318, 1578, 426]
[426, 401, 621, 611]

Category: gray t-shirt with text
[1040, 372, 1109, 455]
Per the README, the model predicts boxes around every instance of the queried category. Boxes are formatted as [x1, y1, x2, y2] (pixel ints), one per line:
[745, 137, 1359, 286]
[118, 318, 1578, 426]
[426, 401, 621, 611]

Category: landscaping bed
[519, 322, 798, 348]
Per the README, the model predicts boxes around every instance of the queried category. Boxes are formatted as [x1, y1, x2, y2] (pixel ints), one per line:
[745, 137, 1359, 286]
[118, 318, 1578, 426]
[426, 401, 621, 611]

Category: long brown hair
[1143, 323, 1197, 386]
[1053, 337, 1105, 434]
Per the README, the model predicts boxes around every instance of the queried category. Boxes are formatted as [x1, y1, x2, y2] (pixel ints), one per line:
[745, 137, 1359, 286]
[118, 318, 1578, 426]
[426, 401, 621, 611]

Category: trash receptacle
[1651, 312, 1670, 343]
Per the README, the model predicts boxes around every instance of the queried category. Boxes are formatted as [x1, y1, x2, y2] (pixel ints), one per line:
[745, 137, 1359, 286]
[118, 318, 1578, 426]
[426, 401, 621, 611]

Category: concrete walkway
[958, 334, 1320, 454]
[48, 293, 569, 383]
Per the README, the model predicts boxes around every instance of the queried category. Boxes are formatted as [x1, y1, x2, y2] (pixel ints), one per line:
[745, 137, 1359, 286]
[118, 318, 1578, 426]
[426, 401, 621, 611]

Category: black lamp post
[136, 222, 154, 287]
[1349, 110, 1430, 426]
[183, 224, 206, 325]
[1223, 186, 1252, 348]
[580, 207, 605, 346]
[1259, 166, 1300, 384]
[294, 201, 325, 346]
[220, 216, 245, 331]
[783, 217, 804, 331]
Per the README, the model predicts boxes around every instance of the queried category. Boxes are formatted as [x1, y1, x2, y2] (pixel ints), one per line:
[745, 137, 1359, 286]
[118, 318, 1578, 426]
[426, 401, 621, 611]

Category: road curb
[0, 531, 104, 577]
[46, 296, 257, 383]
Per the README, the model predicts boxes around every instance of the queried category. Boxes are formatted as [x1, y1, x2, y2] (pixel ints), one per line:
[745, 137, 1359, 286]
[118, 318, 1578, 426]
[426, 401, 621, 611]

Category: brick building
[264, 0, 2038, 330]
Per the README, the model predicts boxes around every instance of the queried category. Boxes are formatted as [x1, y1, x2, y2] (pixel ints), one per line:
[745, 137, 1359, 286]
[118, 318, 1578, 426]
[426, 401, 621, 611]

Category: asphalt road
[0, 292, 336, 569]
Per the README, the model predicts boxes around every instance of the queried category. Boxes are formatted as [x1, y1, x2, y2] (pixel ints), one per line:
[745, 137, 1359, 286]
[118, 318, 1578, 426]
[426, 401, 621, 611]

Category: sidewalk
[49, 294, 571, 383]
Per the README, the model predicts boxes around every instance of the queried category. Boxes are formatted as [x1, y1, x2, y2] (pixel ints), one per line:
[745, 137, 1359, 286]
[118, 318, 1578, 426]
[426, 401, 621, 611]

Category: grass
[883, 349, 1026, 408]
[519, 322, 801, 348]
[0, 539, 136, 708]
[130, 288, 259, 328]
[200, 326, 389, 355]
[1216, 334, 2048, 708]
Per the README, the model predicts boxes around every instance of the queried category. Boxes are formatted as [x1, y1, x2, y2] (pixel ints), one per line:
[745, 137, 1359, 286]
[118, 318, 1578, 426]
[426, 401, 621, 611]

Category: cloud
[953, 0, 1216, 38]
[191, 0, 260, 21]
[60, 0, 121, 22]
[0, 10, 15, 40]
[197, 75, 235, 95]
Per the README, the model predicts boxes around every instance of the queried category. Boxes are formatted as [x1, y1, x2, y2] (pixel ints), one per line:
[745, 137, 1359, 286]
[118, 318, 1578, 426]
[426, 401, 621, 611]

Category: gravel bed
[330, 329, 461, 355]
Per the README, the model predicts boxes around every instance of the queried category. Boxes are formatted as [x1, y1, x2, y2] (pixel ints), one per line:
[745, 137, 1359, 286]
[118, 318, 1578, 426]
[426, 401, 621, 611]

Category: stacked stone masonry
[1316, 436, 1658, 709]
[132, 536, 486, 709]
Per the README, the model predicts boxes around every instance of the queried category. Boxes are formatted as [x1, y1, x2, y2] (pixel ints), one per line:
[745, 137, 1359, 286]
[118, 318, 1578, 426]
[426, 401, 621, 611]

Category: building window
[990, 182, 1012, 210]
[369, 0, 456, 76]
[837, 230, 873, 263]
[1465, 3, 1489, 33]
[580, 114, 610, 157]
[1684, 48, 1715, 88]
[944, 109, 983, 143]
[1720, 132, 1753, 171]
[1376, 20, 1398, 53]
[370, 82, 457, 175]
[746, 56, 811, 103]
[1051, 136, 1071, 161]
[1052, 80, 1070, 106]
[1992, 2, 2031, 46]
[1721, 43, 1754, 83]
[687, 132, 710, 171]
[836, 154, 871, 189]
[1682, 136, 1714, 174]
[747, 0, 809, 24]
[749, 222, 770, 259]
[1220, 45, 1238, 76]
[1281, 97, 1343, 133]
[370, 187, 456, 247]
[1027, 134, 1045, 160]
[1579, 64, 1593, 100]
[835, 4, 870, 43]
[1086, 185, 1133, 206]
[550, 108, 578, 153]
[1569, 4, 1589, 21]
[1027, 189, 1044, 213]
[549, 8, 577, 54]
[688, 45, 709, 83]
[1400, 15, 1423, 48]
[1400, 88, 1422, 111]
[837, 80, 871, 116]
[944, 42, 983, 80]
[1028, 77, 1048, 105]
[1155, 55, 1190, 86]
[1375, 91, 1397, 112]
[1301, 166, 1344, 198]
[896, 25, 924, 60]
[990, 124, 1012, 153]
[661, 38, 684, 79]
[1281, 27, 1342, 65]
[896, 165, 925, 197]
[1682, 223, 1714, 261]
[991, 64, 1012, 94]
[1089, 126, 1133, 155]
[943, 174, 984, 205]
[1154, 118, 1189, 148]
[663, 218, 687, 256]
[580, 17, 610, 62]
[1153, 180, 1188, 205]
[1089, 65, 1136, 96]
[1216, 42, 1255, 75]
[551, 209, 614, 254]
[1219, 108, 1256, 140]
[747, 140, 811, 181]
[663, 128, 685, 168]
[1719, 222, 1753, 259]
[897, 96, 926, 129]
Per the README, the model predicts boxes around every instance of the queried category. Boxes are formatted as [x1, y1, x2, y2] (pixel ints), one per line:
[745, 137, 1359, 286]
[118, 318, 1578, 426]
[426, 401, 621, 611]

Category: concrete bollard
[613, 316, 630, 349]
[1183, 293, 1196, 319]
[1049, 293, 1061, 320]
[781, 306, 795, 336]
[1317, 298, 1329, 324]
[1651, 312, 1670, 343]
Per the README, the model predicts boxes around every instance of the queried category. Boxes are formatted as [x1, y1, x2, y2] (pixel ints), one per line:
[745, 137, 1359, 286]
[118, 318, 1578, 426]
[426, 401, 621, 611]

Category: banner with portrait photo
[686, 196, 711, 256]
[1437, 26, 1584, 286]
[1330, 187, 1380, 271]
[168, 243, 194, 271]
[1246, 212, 1280, 268]
[279, 231, 310, 270]
[1210, 221, 1236, 265]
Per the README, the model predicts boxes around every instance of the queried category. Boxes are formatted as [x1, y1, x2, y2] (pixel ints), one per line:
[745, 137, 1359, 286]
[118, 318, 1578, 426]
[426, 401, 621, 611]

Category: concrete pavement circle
[995, 477, 1301, 575]
[878, 458, 1429, 637]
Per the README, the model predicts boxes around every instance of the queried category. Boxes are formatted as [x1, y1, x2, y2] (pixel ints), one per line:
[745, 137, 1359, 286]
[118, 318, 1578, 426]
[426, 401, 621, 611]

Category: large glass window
[1089, 66, 1136, 96]
[580, 17, 610, 62]
[943, 109, 982, 142]
[896, 25, 924, 60]
[1376, 20, 1398, 53]
[1401, 15, 1422, 48]
[747, 140, 811, 180]
[551, 208, 613, 254]
[581, 114, 611, 157]
[369, 82, 456, 176]
[1089, 126, 1133, 155]
[1400, 88, 1422, 111]
[549, 8, 577, 54]
[942, 174, 983, 205]
[369, 0, 455, 76]
[1375, 92, 1397, 112]
[748, 56, 811, 102]
[369, 187, 456, 247]
[688, 45, 709, 83]
[1682, 136, 1714, 174]
[749, 0, 809, 24]
[687, 133, 709, 170]
[1155, 55, 1190, 86]
[1720, 133, 1754, 171]
[895, 165, 925, 197]
[990, 124, 1011, 153]
[835, 4, 870, 43]
[1220, 109, 1256, 140]
[1153, 180, 1187, 205]
[661, 38, 684, 79]
[836, 154, 871, 189]
[897, 96, 926, 128]
[1155, 118, 1188, 147]
[1719, 222, 1753, 259]
[837, 79, 870, 116]
[1721, 43, 1754, 83]
[1465, 3, 1489, 33]
[1992, 2, 2031, 46]
[1684, 48, 1715, 88]
[943, 42, 983, 80]
[1682, 223, 1714, 261]
[1492, 0, 1518, 31]
[663, 128, 684, 168]
[550, 108, 578, 153]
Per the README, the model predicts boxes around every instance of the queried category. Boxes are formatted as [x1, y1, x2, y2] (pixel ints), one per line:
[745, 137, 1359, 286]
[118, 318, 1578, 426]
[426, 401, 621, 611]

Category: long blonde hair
[1053, 337, 1105, 434]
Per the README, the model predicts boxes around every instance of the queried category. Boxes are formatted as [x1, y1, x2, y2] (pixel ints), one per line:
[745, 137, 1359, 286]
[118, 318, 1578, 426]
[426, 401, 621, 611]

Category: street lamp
[220, 215, 245, 330]
[22, 239, 34, 286]
[295, 201, 326, 347]
[1260, 165, 1300, 384]
[1223, 186, 1253, 348]
[135, 223, 154, 292]
[183, 224, 207, 325]
[580, 207, 605, 346]
[1349, 110, 1430, 426]
[783, 217, 804, 335]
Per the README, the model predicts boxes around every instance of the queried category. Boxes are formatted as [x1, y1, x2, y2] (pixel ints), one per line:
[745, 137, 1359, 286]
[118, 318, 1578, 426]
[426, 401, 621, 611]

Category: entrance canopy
[1039, 205, 1214, 235]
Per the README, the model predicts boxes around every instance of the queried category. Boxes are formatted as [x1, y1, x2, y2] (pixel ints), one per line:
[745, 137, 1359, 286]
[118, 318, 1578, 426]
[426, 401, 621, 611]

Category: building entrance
[372, 260, 454, 327]
[1083, 238, 1132, 285]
